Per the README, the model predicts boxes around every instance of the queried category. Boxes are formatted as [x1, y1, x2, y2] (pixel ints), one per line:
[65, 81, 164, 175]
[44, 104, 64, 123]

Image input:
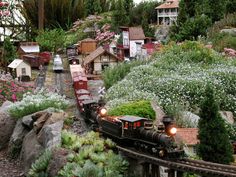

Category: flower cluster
[0, 79, 34, 106]
[8, 88, 70, 118]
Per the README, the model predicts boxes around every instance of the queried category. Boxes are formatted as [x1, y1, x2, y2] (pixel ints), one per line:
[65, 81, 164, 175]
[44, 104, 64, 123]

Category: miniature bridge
[117, 145, 236, 177]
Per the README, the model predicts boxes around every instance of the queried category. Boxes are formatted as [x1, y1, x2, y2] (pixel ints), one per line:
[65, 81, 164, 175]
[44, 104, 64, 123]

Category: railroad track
[117, 145, 236, 177]
[54, 71, 64, 94]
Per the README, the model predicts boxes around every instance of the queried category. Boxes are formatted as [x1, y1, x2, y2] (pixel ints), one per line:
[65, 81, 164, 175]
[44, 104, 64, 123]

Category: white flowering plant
[104, 41, 236, 119]
[8, 88, 70, 118]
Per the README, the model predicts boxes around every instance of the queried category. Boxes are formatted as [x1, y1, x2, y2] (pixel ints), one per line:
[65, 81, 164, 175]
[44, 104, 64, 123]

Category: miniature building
[17, 42, 40, 59]
[78, 38, 97, 55]
[175, 128, 199, 155]
[8, 59, 31, 79]
[156, 0, 179, 26]
[117, 26, 145, 59]
[83, 46, 122, 75]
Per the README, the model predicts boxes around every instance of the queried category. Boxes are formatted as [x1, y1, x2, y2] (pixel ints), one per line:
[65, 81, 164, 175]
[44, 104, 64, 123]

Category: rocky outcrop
[0, 101, 16, 150]
[18, 110, 67, 174]
[8, 119, 29, 157]
[47, 148, 71, 177]
[21, 130, 44, 173]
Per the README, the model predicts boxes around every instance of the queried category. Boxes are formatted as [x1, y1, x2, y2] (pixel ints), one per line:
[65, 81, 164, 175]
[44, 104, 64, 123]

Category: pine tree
[111, 0, 130, 31]
[3, 37, 16, 68]
[85, 0, 95, 16]
[94, 0, 102, 14]
[197, 85, 234, 164]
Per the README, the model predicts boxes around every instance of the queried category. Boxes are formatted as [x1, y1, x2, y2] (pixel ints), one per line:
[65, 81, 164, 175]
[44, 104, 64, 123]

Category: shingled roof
[83, 46, 121, 65]
[175, 128, 199, 146]
[129, 27, 145, 40]
[156, 0, 179, 9]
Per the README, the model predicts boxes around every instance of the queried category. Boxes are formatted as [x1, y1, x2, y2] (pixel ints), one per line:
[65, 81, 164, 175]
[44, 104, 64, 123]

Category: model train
[69, 62, 184, 159]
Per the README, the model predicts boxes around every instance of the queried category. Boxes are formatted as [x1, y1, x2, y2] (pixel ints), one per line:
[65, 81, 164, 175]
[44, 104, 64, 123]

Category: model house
[17, 42, 40, 59]
[8, 59, 31, 79]
[156, 0, 179, 26]
[83, 46, 122, 75]
[117, 26, 145, 60]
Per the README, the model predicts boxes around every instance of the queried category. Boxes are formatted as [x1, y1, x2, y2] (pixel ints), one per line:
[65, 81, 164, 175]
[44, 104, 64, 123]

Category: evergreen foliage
[197, 85, 234, 164]
[108, 100, 156, 120]
[226, 0, 236, 14]
[111, 0, 130, 31]
[3, 37, 16, 67]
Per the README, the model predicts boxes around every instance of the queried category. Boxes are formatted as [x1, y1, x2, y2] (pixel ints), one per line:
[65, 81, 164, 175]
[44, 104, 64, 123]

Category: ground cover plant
[59, 131, 128, 177]
[8, 88, 70, 118]
[104, 41, 236, 118]
[0, 80, 34, 106]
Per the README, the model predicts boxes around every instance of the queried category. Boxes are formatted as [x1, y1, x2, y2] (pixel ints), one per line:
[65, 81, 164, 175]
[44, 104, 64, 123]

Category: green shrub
[36, 28, 66, 52]
[108, 100, 155, 120]
[211, 33, 236, 52]
[102, 59, 150, 89]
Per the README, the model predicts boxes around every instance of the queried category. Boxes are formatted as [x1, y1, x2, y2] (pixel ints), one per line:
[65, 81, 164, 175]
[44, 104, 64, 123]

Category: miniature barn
[83, 46, 122, 75]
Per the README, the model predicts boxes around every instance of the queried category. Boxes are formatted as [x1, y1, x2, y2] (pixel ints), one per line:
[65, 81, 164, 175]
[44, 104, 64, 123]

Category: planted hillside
[104, 41, 236, 116]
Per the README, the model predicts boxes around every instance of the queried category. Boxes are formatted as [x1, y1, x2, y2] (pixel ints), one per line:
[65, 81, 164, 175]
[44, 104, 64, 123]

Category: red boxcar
[73, 75, 88, 90]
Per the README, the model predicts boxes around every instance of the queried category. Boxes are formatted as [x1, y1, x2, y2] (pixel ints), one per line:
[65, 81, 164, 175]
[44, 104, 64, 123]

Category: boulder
[181, 111, 200, 128]
[21, 130, 44, 174]
[151, 101, 165, 126]
[44, 112, 67, 126]
[22, 115, 34, 129]
[220, 111, 234, 124]
[37, 121, 64, 149]
[8, 119, 30, 157]
[47, 148, 71, 177]
[0, 100, 12, 112]
[0, 111, 16, 149]
[220, 28, 236, 37]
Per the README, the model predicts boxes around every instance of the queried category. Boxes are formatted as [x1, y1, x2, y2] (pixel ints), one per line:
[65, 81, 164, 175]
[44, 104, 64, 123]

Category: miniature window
[22, 68, 26, 75]
[124, 122, 128, 129]
[136, 121, 141, 127]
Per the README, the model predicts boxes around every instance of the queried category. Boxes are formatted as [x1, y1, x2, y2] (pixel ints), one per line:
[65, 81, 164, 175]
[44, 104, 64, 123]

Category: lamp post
[38, 0, 44, 30]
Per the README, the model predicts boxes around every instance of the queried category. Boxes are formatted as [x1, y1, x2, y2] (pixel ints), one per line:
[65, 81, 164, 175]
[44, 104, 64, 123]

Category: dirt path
[0, 148, 24, 177]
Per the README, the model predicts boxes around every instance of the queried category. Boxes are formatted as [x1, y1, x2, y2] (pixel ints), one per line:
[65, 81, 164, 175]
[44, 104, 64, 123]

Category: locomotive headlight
[166, 124, 177, 136]
[99, 108, 107, 117]
[169, 127, 177, 135]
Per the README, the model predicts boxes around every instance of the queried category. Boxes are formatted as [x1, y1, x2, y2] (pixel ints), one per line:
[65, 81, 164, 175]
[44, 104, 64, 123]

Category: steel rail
[117, 145, 236, 177]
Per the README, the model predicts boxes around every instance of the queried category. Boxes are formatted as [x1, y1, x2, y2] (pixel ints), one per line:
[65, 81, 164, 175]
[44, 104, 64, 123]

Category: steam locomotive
[69, 62, 184, 159]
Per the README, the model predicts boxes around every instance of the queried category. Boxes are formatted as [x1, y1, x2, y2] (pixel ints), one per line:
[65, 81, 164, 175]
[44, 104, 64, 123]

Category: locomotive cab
[119, 116, 147, 137]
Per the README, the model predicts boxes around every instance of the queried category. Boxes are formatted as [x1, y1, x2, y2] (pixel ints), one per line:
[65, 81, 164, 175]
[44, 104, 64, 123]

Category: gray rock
[37, 121, 63, 149]
[219, 111, 234, 124]
[21, 130, 44, 174]
[0, 101, 12, 112]
[220, 28, 236, 37]
[181, 111, 200, 128]
[47, 148, 71, 177]
[0, 111, 16, 149]
[22, 115, 34, 129]
[8, 119, 30, 157]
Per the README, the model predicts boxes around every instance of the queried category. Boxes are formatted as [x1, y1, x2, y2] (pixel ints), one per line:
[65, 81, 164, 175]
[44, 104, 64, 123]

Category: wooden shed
[83, 46, 122, 75]
[17, 42, 40, 59]
[78, 38, 97, 55]
[8, 59, 31, 78]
